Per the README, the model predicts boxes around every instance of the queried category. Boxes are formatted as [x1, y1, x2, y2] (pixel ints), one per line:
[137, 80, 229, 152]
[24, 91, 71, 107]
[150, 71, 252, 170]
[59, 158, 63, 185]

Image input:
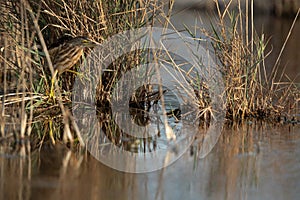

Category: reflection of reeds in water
[190, 121, 262, 199]
[0, 141, 86, 200]
[3, 122, 298, 199]
[0, 141, 31, 200]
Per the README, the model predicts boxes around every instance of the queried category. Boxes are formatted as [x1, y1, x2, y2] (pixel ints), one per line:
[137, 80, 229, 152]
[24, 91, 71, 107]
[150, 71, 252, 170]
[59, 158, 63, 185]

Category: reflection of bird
[48, 36, 97, 97]
[48, 36, 97, 74]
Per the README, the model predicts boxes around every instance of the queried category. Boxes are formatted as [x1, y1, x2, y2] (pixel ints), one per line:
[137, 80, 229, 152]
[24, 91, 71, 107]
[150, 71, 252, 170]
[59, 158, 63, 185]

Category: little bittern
[48, 36, 97, 97]
[49, 36, 97, 74]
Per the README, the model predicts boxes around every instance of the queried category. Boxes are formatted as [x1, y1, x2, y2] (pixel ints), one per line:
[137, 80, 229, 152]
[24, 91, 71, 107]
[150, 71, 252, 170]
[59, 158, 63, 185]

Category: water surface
[1, 123, 300, 200]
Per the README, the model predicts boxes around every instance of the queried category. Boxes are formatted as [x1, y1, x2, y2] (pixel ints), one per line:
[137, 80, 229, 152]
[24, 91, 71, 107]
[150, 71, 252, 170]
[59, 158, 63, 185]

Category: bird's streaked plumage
[47, 36, 97, 98]
[48, 36, 96, 74]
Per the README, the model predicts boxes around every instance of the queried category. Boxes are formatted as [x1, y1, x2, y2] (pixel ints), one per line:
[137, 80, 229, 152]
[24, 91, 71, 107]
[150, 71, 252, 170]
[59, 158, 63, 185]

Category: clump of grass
[195, 0, 299, 121]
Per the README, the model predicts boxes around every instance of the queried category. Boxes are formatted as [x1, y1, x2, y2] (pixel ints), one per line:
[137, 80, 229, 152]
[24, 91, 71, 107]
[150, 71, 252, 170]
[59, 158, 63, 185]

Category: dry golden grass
[196, 0, 300, 121]
[0, 0, 298, 146]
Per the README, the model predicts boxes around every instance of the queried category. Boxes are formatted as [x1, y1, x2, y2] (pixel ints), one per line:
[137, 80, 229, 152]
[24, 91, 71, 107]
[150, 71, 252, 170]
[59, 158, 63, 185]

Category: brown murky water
[1, 123, 300, 200]
[254, 14, 300, 83]
[1, 9, 300, 200]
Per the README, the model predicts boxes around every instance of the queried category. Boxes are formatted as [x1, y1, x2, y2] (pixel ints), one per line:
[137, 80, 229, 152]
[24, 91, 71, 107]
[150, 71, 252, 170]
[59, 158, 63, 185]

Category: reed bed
[0, 0, 298, 147]
[194, 0, 300, 121]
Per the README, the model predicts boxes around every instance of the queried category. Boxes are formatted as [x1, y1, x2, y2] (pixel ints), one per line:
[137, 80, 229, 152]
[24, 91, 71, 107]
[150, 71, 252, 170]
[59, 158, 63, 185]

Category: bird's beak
[83, 39, 99, 47]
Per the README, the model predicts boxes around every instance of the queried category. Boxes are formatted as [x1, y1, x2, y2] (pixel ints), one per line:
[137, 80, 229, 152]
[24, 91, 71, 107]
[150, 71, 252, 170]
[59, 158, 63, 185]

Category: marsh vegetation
[0, 0, 299, 148]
